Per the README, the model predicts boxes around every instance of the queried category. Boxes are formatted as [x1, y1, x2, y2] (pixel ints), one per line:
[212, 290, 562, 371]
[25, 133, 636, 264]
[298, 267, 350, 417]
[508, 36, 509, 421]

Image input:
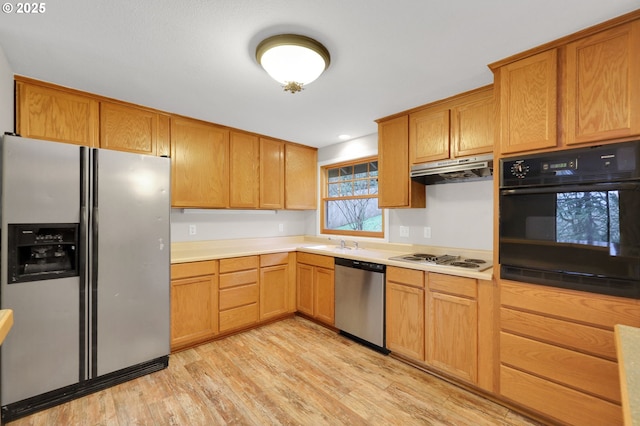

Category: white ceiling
[0, 1, 638, 148]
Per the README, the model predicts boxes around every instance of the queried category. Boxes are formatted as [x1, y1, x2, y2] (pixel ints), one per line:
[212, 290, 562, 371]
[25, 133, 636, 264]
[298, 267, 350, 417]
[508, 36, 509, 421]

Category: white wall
[0, 45, 13, 134]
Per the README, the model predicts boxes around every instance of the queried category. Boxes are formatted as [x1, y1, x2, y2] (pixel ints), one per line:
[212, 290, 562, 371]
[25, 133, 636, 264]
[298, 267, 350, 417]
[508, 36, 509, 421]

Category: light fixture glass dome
[256, 34, 330, 93]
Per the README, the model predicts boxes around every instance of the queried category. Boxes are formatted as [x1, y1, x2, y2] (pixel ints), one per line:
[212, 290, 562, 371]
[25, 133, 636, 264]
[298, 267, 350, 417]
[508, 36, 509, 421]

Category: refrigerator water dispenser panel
[7, 223, 79, 283]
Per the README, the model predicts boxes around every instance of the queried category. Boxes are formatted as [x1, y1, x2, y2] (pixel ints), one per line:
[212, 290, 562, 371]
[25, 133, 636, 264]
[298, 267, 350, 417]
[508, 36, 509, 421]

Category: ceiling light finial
[256, 34, 330, 94]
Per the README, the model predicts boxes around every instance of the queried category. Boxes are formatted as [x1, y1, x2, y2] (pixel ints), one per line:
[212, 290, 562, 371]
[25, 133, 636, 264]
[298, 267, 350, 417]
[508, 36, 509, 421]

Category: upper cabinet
[171, 116, 230, 208]
[285, 143, 317, 210]
[260, 137, 285, 209]
[15, 78, 99, 147]
[100, 101, 170, 156]
[409, 86, 494, 163]
[495, 49, 558, 154]
[491, 14, 640, 154]
[564, 20, 640, 145]
[377, 115, 426, 208]
[229, 131, 260, 209]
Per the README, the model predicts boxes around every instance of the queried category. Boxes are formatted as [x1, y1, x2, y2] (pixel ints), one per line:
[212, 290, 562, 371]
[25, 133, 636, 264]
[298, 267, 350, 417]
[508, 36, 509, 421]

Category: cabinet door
[171, 117, 229, 208]
[498, 49, 557, 154]
[451, 88, 494, 157]
[15, 80, 99, 147]
[171, 274, 217, 350]
[377, 116, 425, 208]
[409, 107, 450, 164]
[260, 137, 285, 209]
[296, 263, 314, 316]
[386, 282, 424, 360]
[285, 144, 317, 209]
[260, 264, 289, 320]
[229, 131, 259, 208]
[100, 101, 158, 155]
[564, 21, 640, 145]
[427, 291, 478, 383]
[314, 267, 335, 325]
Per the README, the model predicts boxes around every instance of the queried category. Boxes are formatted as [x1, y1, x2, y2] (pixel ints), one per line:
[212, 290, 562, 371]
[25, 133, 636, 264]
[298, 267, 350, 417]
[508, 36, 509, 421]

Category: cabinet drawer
[500, 332, 620, 403]
[219, 303, 258, 332]
[219, 256, 259, 273]
[219, 284, 258, 311]
[501, 307, 616, 360]
[428, 273, 476, 298]
[387, 266, 424, 288]
[500, 365, 622, 426]
[296, 252, 334, 269]
[171, 260, 217, 280]
[260, 252, 289, 267]
[219, 269, 258, 289]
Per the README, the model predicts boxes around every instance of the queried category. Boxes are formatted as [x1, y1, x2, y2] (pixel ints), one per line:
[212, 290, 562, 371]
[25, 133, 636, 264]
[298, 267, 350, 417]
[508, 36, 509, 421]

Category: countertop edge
[615, 324, 640, 426]
[0, 309, 14, 346]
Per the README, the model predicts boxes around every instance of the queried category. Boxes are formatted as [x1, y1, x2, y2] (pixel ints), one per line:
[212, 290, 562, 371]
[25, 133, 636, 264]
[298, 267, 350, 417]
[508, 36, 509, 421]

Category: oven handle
[500, 181, 640, 195]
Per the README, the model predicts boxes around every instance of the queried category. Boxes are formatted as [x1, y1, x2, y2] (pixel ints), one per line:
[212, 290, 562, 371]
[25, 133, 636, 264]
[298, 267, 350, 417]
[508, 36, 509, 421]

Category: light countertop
[172, 236, 494, 281]
[616, 324, 640, 426]
[0, 309, 14, 346]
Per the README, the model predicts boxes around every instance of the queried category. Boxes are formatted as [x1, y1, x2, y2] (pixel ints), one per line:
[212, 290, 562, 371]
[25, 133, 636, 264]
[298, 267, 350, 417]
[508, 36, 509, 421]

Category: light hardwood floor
[8, 317, 542, 425]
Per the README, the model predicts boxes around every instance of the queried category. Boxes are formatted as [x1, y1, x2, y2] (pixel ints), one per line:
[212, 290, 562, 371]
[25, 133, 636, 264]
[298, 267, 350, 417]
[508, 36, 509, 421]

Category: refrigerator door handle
[90, 149, 100, 378]
[79, 146, 89, 382]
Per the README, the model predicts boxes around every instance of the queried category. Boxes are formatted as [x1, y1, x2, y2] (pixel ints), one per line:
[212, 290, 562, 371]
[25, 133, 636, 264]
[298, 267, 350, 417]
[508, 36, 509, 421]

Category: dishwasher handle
[335, 257, 385, 273]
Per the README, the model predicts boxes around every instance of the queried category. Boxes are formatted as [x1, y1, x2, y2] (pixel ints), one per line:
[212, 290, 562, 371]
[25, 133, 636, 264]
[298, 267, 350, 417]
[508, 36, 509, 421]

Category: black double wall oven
[499, 141, 640, 299]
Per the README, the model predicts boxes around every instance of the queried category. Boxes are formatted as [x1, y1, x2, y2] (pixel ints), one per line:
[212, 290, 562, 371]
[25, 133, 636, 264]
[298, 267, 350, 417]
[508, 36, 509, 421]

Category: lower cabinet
[499, 280, 640, 426]
[426, 273, 478, 384]
[386, 266, 425, 360]
[170, 260, 218, 351]
[296, 253, 335, 325]
[260, 252, 296, 320]
[219, 256, 259, 333]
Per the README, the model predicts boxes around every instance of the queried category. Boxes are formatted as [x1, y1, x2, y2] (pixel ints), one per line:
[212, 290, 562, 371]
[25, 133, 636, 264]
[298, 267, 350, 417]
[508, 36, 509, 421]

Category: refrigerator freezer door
[0, 136, 81, 405]
[91, 149, 170, 377]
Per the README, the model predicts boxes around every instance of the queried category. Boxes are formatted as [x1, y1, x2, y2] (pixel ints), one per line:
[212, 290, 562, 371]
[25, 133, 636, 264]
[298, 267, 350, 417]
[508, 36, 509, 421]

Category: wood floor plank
[7, 316, 543, 426]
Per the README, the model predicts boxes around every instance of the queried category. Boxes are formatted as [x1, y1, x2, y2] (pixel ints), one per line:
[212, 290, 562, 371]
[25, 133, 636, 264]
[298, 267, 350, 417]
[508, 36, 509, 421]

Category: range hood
[410, 153, 494, 185]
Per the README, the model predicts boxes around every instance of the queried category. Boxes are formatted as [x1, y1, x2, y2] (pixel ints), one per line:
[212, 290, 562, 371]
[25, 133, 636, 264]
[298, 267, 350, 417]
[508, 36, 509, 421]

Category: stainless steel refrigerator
[0, 135, 170, 421]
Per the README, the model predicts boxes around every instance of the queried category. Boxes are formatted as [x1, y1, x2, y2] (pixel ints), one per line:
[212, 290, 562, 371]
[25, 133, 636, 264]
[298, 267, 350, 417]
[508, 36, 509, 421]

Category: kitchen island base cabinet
[170, 260, 218, 352]
[296, 253, 334, 326]
[385, 267, 425, 360]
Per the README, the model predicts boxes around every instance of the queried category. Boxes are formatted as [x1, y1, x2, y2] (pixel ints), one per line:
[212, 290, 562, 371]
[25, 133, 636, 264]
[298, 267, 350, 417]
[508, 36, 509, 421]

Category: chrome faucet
[340, 239, 346, 249]
[352, 241, 359, 250]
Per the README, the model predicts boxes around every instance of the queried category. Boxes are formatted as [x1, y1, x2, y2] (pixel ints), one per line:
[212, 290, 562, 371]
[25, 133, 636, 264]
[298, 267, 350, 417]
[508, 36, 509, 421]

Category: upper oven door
[499, 182, 640, 296]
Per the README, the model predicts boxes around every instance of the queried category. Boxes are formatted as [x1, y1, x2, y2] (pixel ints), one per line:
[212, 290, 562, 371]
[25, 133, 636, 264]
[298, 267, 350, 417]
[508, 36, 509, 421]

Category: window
[321, 157, 383, 238]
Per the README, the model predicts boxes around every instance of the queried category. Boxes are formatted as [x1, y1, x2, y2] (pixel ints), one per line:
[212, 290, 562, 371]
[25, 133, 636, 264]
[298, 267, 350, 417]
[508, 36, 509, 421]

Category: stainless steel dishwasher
[334, 257, 388, 353]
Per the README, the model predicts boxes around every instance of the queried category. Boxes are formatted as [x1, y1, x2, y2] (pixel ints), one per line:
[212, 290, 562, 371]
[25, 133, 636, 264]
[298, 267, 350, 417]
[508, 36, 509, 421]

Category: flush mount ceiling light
[256, 34, 330, 94]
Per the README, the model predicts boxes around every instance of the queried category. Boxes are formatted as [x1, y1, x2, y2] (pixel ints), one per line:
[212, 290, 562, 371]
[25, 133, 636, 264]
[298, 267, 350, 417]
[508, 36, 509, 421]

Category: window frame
[320, 156, 384, 238]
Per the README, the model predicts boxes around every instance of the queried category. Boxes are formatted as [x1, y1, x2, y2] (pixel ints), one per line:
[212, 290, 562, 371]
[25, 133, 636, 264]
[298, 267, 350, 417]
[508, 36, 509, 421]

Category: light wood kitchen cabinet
[499, 280, 640, 425]
[170, 116, 230, 208]
[229, 131, 260, 208]
[260, 137, 285, 209]
[385, 266, 425, 360]
[495, 49, 558, 154]
[409, 106, 450, 164]
[285, 143, 318, 210]
[296, 252, 334, 325]
[451, 87, 495, 157]
[426, 273, 478, 384]
[100, 101, 170, 156]
[377, 115, 426, 208]
[564, 20, 640, 145]
[170, 260, 218, 351]
[218, 256, 259, 333]
[260, 252, 295, 320]
[15, 78, 99, 147]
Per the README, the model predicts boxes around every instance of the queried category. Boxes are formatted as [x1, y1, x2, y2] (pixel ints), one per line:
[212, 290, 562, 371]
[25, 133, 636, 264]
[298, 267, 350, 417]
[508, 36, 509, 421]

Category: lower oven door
[499, 182, 640, 298]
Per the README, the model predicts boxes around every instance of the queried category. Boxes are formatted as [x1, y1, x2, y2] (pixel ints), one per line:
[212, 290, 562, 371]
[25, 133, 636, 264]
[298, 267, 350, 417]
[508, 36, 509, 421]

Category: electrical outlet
[189, 224, 197, 235]
[424, 226, 431, 238]
[278, 223, 284, 232]
[399, 226, 409, 237]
